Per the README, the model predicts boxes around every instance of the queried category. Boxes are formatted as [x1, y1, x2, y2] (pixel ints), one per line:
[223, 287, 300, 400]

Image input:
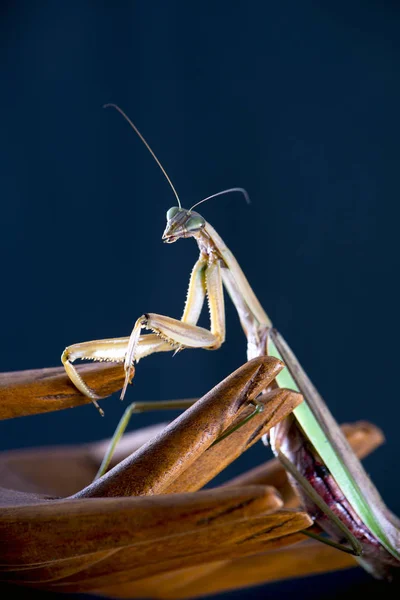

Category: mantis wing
[269, 328, 400, 568]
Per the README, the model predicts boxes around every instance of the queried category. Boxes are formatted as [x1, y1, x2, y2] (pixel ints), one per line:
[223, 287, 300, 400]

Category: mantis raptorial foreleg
[62, 255, 226, 407]
[122, 258, 225, 397]
[61, 335, 172, 413]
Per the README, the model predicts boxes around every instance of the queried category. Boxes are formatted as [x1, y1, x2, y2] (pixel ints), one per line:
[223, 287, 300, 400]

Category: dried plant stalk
[0, 357, 387, 598]
[0, 363, 124, 419]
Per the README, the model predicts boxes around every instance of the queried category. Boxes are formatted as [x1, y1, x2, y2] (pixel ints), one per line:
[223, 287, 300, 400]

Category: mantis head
[162, 207, 206, 243]
[103, 105, 249, 245]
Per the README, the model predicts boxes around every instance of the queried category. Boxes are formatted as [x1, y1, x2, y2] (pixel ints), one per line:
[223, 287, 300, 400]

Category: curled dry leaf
[0, 356, 385, 598]
[0, 362, 125, 419]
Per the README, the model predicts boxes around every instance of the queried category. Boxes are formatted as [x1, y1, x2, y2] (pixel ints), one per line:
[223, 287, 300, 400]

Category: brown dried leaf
[140, 539, 356, 600]
[0, 363, 125, 419]
[73, 356, 286, 498]
[23, 510, 311, 593]
[0, 356, 385, 598]
[0, 357, 313, 597]
[0, 424, 168, 497]
[163, 387, 302, 493]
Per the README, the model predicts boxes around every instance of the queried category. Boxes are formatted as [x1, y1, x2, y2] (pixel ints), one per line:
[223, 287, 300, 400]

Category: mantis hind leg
[94, 398, 198, 479]
[95, 397, 267, 479]
[275, 445, 363, 556]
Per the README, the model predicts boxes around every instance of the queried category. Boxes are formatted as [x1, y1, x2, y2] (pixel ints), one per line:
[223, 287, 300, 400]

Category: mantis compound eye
[186, 215, 205, 231]
[166, 206, 180, 221]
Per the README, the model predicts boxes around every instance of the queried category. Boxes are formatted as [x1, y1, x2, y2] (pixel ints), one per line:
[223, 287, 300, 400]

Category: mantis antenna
[189, 187, 250, 212]
[103, 103, 182, 209]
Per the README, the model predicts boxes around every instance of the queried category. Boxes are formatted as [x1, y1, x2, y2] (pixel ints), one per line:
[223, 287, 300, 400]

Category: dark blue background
[1, 2, 400, 598]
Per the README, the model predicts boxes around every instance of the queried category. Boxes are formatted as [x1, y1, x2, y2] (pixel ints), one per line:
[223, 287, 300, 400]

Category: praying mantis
[62, 105, 400, 581]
